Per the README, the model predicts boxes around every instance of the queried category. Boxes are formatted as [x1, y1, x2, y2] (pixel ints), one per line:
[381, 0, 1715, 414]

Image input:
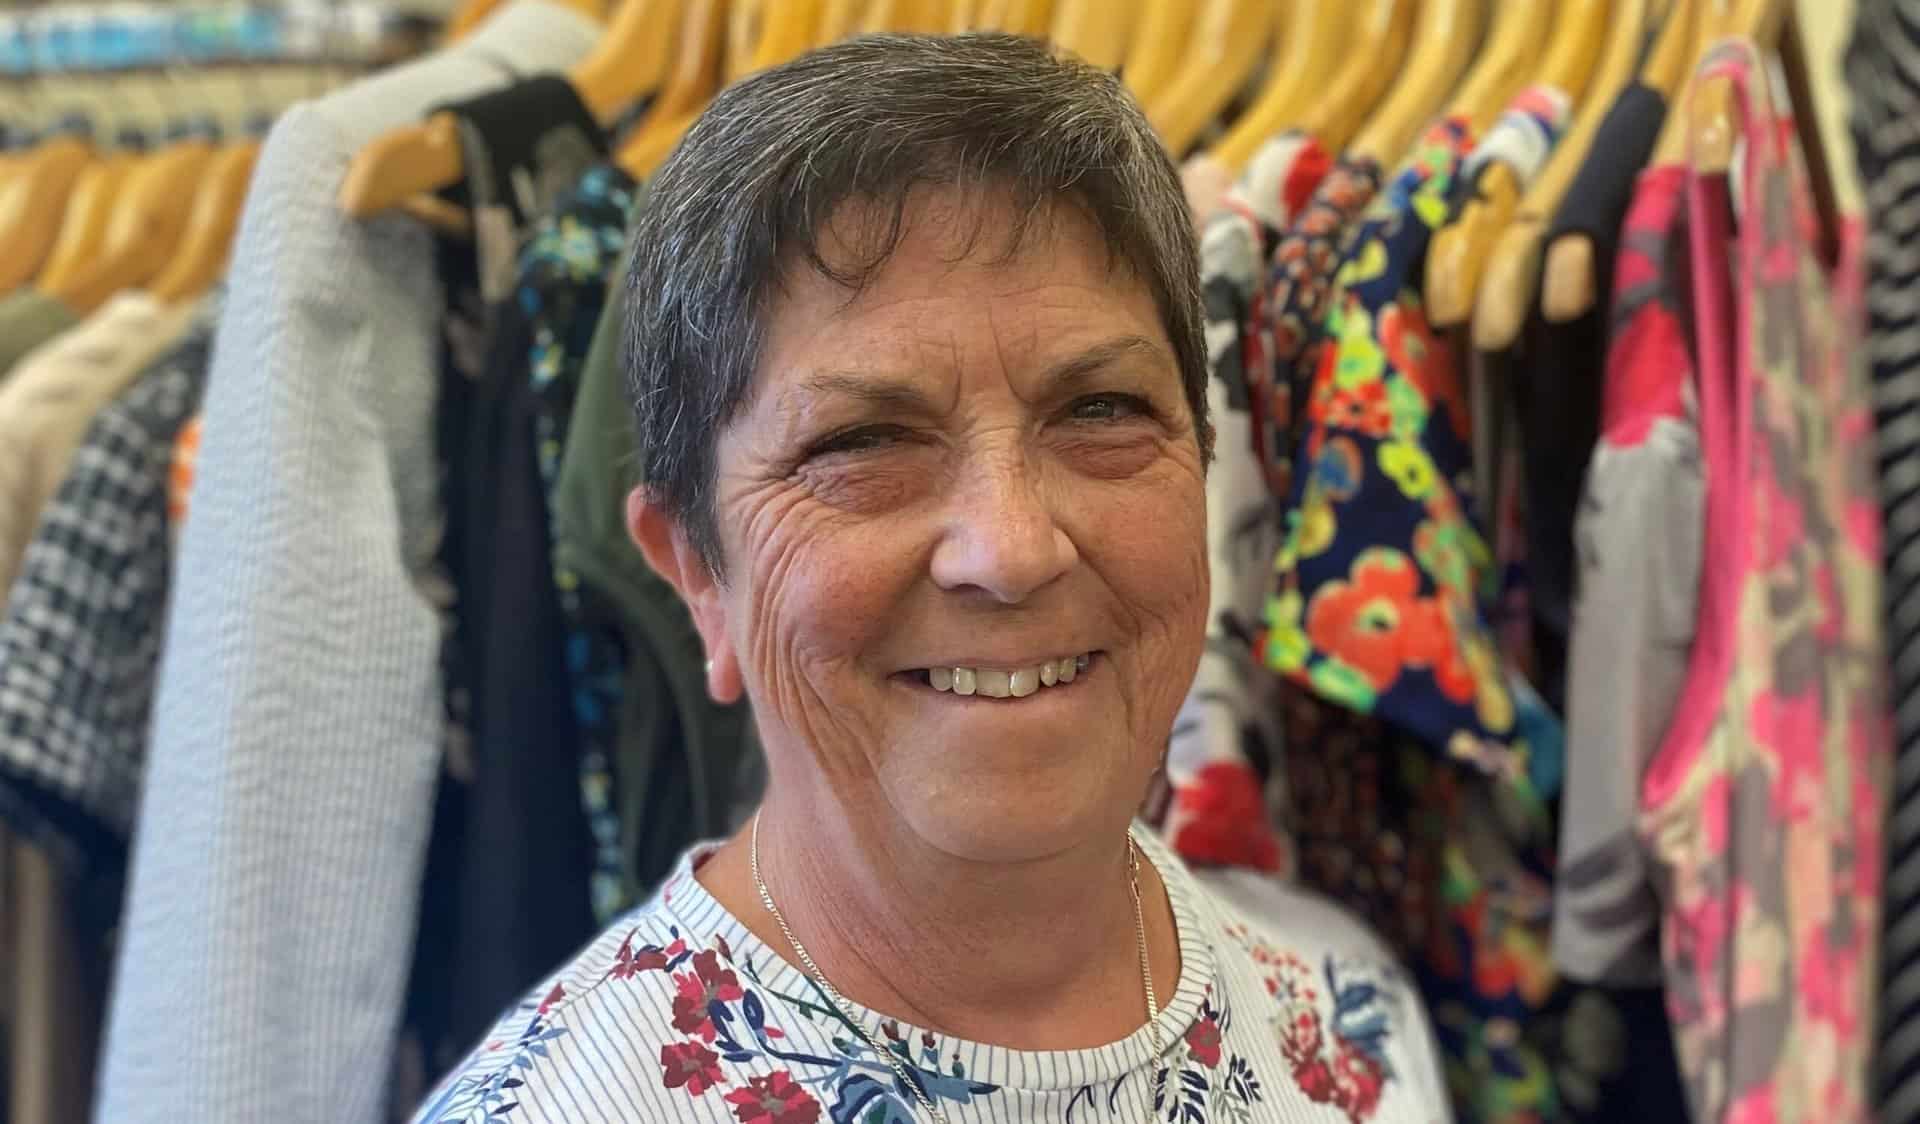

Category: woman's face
[638, 188, 1209, 863]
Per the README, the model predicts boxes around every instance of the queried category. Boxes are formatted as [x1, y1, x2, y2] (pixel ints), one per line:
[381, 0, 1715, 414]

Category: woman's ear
[627, 487, 745, 704]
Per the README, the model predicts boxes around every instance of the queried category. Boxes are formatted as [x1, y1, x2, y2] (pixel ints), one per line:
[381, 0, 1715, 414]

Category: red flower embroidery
[537, 982, 565, 1016]
[1281, 1008, 1326, 1067]
[723, 1070, 821, 1124]
[659, 1041, 725, 1096]
[1270, 955, 1397, 1122]
[1333, 1041, 1387, 1121]
[672, 949, 746, 1041]
[1185, 1016, 1224, 1068]
[1304, 549, 1423, 691]
[1293, 1056, 1336, 1101]
[611, 934, 667, 980]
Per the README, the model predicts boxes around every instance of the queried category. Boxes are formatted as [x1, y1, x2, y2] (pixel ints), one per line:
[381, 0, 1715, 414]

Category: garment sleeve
[97, 11, 603, 1114]
[1552, 424, 1704, 986]
[94, 105, 457, 1121]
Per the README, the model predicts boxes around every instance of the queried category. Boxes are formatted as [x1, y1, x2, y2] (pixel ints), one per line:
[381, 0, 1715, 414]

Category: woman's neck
[695, 794, 1183, 1052]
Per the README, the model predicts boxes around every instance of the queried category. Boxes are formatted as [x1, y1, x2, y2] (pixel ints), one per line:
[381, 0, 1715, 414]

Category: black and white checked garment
[0, 295, 215, 893]
[1851, 2, 1920, 1116]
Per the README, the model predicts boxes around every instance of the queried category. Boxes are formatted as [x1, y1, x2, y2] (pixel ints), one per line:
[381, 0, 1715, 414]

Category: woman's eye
[1068, 393, 1151, 423]
[807, 425, 904, 458]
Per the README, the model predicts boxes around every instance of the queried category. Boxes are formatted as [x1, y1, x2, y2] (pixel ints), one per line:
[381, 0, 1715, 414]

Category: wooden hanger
[615, 0, 731, 178]
[572, 0, 686, 121]
[747, 0, 825, 68]
[338, 0, 623, 223]
[862, 0, 950, 32]
[148, 141, 262, 304]
[1146, 0, 1278, 158]
[1685, 1, 1848, 267]
[1676, 1, 1843, 259]
[1648, 0, 1732, 169]
[1350, 0, 1488, 167]
[1426, 0, 1613, 327]
[1687, 0, 1785, 177]
[1532, 0, 1613, 108]
[1208, 0, 1354, 171]
[1123, 0, 1198, 107]
[34, 153, 137, 294]
[1541, 0, 1701, 322]
[442, 0, 507, 42]
[817, 0, 868, 42]
[641, 0, 732, 122]
[726, 0, 822, 76]
[618, 111, 699, 177]
[1052, 0, 1138, 68]
[43, 140, 215, 314]
[1472, 0, 1649, 351]
[1293, 0, 1417, 153]
[1639, 0, 1704, 101]
[730, 0, 772, 79]
[1443, 0, 1553, 134]
[974, 0, 1055, 35]
[0, 136, 94, 293]
[337, 114, 462, 221]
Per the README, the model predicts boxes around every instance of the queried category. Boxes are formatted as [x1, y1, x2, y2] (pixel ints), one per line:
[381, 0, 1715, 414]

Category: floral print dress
[1266, 115, 1514, 757]
[1638, 40, 1888, 1122]
[413, 829, 1451, 1123]
[1258, 100, 1688, 1124]
[1163, 132, 1337, 874]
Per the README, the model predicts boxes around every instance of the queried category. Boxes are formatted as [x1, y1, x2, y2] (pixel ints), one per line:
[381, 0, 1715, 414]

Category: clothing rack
[0, 2, 1904, 1122]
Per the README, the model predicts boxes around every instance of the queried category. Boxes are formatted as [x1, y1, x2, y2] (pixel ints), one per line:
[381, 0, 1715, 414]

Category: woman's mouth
[899, 652, 1097, 699]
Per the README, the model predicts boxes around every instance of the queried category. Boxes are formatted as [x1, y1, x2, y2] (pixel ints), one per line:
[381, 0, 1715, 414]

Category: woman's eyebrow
[793, 371, 939, 414]
[785, 334, 1170, 416]
[1039, 335, 1172, 391]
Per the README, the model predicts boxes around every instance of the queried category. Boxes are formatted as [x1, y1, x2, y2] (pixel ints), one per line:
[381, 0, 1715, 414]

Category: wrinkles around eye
[791, 422, 1171, 512]
[793, 446, 934, 512]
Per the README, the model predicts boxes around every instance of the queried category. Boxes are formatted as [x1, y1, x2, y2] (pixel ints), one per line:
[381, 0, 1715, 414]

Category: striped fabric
[1851, 1, 1920, 1116]
[413, 829, 1452, 1123]
[92, 6, 602, 1121]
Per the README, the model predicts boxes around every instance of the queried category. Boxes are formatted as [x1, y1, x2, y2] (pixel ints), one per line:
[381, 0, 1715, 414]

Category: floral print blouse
[413, 830, 1451, 1123]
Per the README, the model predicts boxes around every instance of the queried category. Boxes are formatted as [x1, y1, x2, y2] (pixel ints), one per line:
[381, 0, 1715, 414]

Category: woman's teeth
[926, 654, 1090, 698]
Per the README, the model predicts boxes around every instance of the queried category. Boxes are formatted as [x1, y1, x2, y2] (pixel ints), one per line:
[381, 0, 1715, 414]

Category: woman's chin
[879, 759, 1145, 867]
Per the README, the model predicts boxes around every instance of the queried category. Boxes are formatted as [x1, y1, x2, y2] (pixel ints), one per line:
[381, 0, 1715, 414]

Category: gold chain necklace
[749, 815, 1164, 1124]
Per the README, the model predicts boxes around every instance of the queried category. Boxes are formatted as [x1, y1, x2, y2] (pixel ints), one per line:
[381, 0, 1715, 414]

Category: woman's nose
[929, 453, 1078, 604]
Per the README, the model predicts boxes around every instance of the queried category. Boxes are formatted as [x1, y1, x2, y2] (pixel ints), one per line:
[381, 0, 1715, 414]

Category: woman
[418, 33, 1448, 1124]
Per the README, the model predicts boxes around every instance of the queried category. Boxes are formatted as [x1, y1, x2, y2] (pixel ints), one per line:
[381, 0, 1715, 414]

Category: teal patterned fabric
[513, 161, 642, 921]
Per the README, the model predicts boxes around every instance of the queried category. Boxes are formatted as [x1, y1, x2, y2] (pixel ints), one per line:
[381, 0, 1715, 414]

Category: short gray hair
[625, 32, 1210, 575]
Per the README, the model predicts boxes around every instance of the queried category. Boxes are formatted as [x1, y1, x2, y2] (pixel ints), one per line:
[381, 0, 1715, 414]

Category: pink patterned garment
[1639, 39, 1889, 1122]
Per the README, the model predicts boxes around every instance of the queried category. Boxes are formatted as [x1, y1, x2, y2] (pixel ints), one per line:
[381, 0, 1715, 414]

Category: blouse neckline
[654, 825, 1220, 1093]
